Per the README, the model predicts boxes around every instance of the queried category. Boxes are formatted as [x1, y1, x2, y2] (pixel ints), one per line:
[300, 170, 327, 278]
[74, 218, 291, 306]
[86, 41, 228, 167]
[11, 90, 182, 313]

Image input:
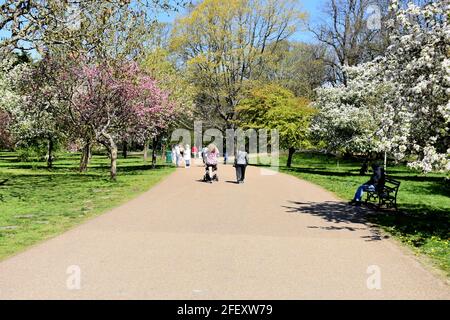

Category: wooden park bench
[365, 177, 401, 211]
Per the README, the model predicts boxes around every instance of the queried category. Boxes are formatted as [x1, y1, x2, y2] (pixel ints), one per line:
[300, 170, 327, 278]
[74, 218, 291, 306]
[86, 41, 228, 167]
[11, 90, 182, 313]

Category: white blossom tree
[376, 0, 449, 172]
[312, 0, 449, 173]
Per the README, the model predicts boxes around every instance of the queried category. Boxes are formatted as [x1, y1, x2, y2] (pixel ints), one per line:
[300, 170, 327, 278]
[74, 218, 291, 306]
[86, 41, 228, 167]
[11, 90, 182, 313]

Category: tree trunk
[161, 143, 166, 160]
[359, 160, 369, 176]
[100, 132, 118, 180]
[151, 137, 157, 169]
[122, 140, 128, 159]
[143, 139, 149, 162]
[110, 143, 118, 180]
[80, 141, 91, 172]
[287, 147, 295, 168]
[88, 144, 92, 164]
[47, 136, 54, 169]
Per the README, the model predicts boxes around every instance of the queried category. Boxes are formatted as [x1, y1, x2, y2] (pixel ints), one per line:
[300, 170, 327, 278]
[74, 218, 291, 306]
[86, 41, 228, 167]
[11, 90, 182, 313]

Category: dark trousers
[235, 164, 247, 182]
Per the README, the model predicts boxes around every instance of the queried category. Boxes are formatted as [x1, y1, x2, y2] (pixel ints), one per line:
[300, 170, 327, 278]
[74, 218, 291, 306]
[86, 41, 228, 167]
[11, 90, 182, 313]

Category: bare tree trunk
[100, 132, 118, 180]
[286, 147, 295, 168]
[161, 143, 166, 160]
[143, 139, 149, 162]
[122, 140, 128, 159]
[151, 137, 157, 169]
[80, 141, 91, 172]
[111, 143, 118, 180]
[47, 136, 54, 169]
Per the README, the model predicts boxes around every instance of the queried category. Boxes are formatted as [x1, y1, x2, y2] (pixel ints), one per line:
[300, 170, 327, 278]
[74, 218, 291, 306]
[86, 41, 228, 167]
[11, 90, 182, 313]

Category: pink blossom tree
[63, 60, 172, 179]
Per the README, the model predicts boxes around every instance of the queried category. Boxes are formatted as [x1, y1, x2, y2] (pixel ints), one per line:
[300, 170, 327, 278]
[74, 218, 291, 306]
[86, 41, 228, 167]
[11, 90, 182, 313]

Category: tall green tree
[260, 41, 327, 99]
[0, 0, 188, 58]
[141, 47, 195, 163]
[236, 84, 316, 167]
[171, 0, 306, 129]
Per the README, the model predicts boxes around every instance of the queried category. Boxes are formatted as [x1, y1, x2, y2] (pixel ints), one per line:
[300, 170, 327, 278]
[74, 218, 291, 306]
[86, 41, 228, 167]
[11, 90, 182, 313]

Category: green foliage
[236, 84, 316, 150]
[171, 0, 305, 127]
[16, 143, 48, 163]
[141, 47, 195, 125]
[261, 41, 327, 99]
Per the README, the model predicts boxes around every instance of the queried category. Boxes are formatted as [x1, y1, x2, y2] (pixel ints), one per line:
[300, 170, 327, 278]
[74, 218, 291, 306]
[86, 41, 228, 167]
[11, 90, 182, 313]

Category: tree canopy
[171, 0, 306, 128]
[236, 84, 315, 167]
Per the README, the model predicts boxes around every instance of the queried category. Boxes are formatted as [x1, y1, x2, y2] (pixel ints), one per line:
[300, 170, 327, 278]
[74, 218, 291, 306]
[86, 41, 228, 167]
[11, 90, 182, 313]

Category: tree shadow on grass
[368, 206, 450, 247]
[282, 167, 361, 177]
[1, 162, 171, 175]
[282, 200, 388, 242]
[254, 164, 448, 191]
[253, 163, 363, 177]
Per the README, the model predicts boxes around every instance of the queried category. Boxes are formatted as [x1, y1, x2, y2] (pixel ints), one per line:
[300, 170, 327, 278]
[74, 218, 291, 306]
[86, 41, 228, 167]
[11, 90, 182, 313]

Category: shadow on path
[283, 201, 389, 242]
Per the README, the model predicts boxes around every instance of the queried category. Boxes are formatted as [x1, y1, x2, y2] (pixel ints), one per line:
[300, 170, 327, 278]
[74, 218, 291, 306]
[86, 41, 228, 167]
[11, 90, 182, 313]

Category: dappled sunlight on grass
[0, 151, 174, 260]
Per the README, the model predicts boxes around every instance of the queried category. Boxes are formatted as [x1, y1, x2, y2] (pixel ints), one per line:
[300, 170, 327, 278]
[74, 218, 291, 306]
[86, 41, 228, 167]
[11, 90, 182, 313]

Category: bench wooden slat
[365, 176, 400, 211]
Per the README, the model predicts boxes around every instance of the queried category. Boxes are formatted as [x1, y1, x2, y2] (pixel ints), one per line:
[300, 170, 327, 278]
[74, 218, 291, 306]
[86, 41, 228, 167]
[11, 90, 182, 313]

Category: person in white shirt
[171, 145, 176, 165]
[174, 144, 181, 167]
[202, 146, 208, 164]
[184, 144, 191, 168]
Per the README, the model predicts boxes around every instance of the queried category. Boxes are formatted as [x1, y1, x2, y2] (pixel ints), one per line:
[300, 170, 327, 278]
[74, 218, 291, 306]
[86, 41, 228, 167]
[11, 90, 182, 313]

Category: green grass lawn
[0, 151, 174, 260]
[277, 152, 450, 276]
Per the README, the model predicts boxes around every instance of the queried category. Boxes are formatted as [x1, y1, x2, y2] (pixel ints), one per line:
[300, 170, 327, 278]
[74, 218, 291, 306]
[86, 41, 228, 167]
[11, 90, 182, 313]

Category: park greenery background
[0, 0, 449, 276]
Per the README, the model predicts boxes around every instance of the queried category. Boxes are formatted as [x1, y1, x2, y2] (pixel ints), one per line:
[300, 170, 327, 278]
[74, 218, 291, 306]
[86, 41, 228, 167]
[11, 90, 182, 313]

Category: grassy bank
[0, 151, 174, 260]
[278, 152, 450, 276]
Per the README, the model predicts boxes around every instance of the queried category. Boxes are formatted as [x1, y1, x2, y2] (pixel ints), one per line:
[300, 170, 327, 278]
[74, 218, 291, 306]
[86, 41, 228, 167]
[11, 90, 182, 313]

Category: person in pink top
[192, 145, 198, 159]
[203, 143, 219, 183]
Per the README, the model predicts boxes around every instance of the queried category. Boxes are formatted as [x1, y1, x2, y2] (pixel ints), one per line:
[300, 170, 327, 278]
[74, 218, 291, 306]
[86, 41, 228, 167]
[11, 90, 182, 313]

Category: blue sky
[159, 0, 328, 43]
[0, 0, 327, 48]
[294, 0, 328, 42]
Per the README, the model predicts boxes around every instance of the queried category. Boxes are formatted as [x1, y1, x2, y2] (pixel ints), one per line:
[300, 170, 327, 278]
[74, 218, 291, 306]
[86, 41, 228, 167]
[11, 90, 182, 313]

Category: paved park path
[0, 162, 449, 299]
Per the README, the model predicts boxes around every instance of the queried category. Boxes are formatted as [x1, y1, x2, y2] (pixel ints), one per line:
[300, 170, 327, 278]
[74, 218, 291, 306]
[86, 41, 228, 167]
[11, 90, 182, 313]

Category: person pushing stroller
[203, 143, 219, 183]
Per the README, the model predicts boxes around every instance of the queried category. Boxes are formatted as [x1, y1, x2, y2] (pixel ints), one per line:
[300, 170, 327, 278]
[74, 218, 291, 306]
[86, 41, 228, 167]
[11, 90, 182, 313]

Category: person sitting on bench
[349, 164, 385, 206]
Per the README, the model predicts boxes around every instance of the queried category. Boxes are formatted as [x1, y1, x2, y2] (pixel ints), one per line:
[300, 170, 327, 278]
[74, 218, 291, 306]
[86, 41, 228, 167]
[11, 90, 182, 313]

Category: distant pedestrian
[174, 144, 181, 167]
[224, 151, 228, 165]
[202, 146, 208, 164]
[192, 145, 198, 159]
[184, 144, 191, 168]
[171, 145, 176, 165]
[203, 143, 219, 183]
[234, 147, 249, 184]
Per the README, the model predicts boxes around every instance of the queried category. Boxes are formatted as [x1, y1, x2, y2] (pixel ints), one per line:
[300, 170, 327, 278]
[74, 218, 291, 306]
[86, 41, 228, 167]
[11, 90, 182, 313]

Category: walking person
[171, 145, 176, 165]
[234, 147, 249, 184]
[174, 144, 181, 167]
[184, 144, 191, 168]
[204, 143, 219, 183]
[179, 144, 185, 167]
[202, 146, 208, 164]
[192, 145, 198, 159]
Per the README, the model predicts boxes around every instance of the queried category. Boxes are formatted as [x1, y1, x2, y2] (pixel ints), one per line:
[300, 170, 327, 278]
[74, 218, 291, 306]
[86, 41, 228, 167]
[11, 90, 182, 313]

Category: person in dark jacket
[234, 147, 249, 184]
[349, 164, 385, 205]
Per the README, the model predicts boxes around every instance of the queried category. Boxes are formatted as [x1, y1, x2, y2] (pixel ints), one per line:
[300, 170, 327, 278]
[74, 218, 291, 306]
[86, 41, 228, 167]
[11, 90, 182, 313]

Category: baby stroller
[203, 164, 219, 183]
